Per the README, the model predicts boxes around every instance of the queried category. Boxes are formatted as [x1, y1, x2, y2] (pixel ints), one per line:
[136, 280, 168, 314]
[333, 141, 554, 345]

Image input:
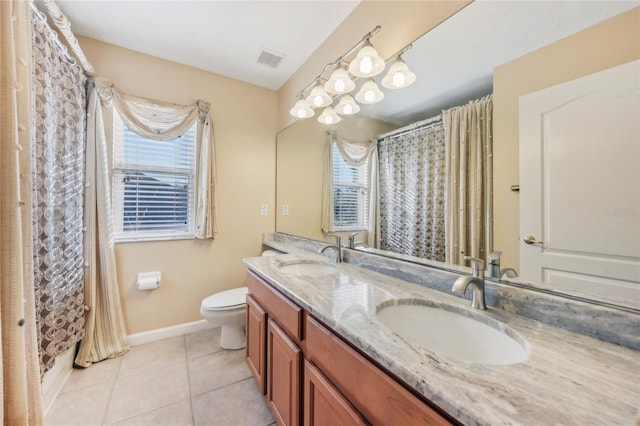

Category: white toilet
[200, 249, 282, 350]
[200, 287, 249, 350]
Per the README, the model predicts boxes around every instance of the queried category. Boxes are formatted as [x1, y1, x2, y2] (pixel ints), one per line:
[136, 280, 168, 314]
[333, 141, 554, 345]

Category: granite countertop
[244, 253, 640, 426]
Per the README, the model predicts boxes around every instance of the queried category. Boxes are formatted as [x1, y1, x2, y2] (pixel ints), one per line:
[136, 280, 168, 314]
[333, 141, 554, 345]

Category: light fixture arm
[295, 25, 381, 99]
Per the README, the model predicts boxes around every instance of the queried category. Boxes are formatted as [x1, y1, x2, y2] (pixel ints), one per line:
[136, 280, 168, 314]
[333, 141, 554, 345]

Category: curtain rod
[32, 0, 95, 76]
[377, 113, 443, 140]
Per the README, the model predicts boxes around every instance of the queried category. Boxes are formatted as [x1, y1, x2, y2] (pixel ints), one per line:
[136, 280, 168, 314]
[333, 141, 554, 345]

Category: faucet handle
[326, 233, 342, 247]
[488, 251, 502, 264]
[463, 256, 485, 276]
[348, 232, 360, 248]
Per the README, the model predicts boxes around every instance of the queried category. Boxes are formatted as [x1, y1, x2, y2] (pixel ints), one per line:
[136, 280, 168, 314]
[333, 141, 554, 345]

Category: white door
[519, 60, 640, 309]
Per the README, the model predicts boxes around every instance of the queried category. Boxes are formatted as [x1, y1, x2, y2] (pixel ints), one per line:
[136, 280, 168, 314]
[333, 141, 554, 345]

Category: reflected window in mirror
[332, 144, 368, 231]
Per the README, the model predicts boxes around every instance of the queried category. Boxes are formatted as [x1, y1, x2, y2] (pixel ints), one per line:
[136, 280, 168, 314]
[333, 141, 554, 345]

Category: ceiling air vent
[257, 49, 284, 69]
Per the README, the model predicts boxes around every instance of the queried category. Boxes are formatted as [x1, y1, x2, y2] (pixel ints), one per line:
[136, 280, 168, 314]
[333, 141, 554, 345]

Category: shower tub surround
[254, 233, 640, 425]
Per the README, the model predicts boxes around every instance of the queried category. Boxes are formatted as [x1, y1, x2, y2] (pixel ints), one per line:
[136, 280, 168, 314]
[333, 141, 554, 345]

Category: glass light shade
[335, 94, 360, 116]
[317, 106, 342, 125]
[324, 68, 355, 94]
[305, 85, 332, 108]
[289, 99, 315, 119]
[348, 43, 385, 78]
[355, 78, 384, 104]
[381, 57, 416, 89]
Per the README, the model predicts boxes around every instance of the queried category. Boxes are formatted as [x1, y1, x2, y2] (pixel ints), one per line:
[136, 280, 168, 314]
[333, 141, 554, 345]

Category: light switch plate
[260, 204, 268, 216]
[283, 205, 289, 216]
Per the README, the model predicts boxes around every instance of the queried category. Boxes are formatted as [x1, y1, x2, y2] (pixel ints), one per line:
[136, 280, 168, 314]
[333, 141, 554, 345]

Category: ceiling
[360, 0, 640, 126]
[56, 0, 360, 90]
[55, 0, 637, 123]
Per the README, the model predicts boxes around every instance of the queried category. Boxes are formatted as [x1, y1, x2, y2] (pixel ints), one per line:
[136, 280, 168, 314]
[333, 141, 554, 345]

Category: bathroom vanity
[245, 270, 453, 425]
[243, 239, 639, 426]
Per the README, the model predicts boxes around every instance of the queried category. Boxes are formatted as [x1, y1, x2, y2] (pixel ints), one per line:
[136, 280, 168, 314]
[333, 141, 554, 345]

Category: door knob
[523, 235, 543, 245]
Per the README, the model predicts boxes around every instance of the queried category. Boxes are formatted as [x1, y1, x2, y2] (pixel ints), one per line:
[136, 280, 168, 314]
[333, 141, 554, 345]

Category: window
[112, 114, 197, 241]
[332, 143, 368, 230]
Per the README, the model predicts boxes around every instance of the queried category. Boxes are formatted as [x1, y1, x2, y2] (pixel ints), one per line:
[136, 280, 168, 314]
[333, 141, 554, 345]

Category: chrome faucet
[452, 256, 486, 309]
[487, 251, 518, 280]
[487, 251, 502, 279]
[320, 234, 342, 263]
[348, 232, 367, 249]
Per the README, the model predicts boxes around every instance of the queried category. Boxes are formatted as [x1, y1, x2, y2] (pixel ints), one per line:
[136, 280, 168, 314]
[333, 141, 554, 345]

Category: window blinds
[112, 115, 196, 241]
[332, 144, 368, 230]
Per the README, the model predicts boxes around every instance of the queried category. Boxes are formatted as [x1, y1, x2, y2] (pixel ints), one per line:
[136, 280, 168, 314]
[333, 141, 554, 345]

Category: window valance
[93, 78, 217, 239]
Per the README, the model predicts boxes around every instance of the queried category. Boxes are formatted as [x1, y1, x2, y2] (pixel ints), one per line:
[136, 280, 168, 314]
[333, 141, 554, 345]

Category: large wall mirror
[276, 2, 640, 311]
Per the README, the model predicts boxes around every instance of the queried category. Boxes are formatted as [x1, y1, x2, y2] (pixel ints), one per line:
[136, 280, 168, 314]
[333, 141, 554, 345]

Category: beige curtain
[321, 132, 378, 247]
[443, 96, 493, 266]
[0, 0, 44, 423]
[75, 88, 130, 367]
[94, 79, 217, 239]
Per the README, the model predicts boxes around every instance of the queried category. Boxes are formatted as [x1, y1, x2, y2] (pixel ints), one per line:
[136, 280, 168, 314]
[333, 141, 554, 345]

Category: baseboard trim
[41, 346, 75, 415]
[127, 319, 215, 347]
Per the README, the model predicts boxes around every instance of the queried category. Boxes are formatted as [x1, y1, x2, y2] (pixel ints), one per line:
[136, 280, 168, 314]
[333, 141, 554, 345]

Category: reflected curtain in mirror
[32, 11, 87, 375]
[444, 95, 493, 266]
[378, 120, 447, 260]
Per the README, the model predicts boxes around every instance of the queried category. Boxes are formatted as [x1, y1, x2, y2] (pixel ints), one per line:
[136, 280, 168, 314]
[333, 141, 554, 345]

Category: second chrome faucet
[320, 234, 343, 263]
[452, 256, 486, 309]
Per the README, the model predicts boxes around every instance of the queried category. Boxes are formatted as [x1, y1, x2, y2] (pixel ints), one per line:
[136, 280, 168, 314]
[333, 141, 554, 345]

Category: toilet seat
[201, 287, 248, 311]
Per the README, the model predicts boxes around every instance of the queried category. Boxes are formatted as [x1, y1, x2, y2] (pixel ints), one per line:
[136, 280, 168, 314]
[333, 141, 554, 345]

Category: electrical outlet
[260, 204, 268, 216]
[283, 205, 289, 216]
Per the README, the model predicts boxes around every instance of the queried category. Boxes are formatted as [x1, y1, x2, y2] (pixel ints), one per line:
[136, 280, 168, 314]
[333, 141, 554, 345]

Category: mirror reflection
[276, 2, 640, 311]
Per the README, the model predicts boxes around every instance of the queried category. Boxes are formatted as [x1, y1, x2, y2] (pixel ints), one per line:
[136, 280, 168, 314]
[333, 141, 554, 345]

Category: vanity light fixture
[381, 56, 416, 89]
[289, 25, 416, 123]
[305, 84, 332, 108]
[355, 78, 384, 104]
[289, 98, 315, 119]
[324, 68, 355, 94]
[335, 94, 360, 115]
[348, 41, 385, 78]
[317, 106, 342, 125]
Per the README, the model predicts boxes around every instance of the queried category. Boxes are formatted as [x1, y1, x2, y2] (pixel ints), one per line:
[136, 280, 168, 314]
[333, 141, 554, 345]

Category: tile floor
[45, 328, 275, 426]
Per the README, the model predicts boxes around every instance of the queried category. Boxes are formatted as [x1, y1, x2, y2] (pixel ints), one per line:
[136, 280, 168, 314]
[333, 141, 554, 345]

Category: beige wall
[492, 8, 640, 270]
[277, 0, 470, 132]
[79, 37, 277, 334]
[276, 116, 395, 242]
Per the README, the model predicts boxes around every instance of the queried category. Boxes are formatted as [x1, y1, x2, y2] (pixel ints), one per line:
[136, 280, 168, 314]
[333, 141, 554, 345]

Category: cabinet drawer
[246, 271, 302, 343]
[305, 315, 453, 426]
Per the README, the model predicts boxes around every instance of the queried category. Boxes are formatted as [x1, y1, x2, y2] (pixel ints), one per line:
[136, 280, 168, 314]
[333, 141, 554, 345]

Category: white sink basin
[377, 302, 528, 365]
[277, 261, 338, 277]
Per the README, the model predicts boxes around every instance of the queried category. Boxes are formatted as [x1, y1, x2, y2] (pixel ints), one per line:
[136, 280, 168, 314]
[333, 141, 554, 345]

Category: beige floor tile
[192, 378, 273, 426]
[185, 327, 222, 360]
[61, 356, 122, 394]
[45, 382, 112, 426]
[188, 348, 251, 396]
[119, 336, 186, 377]
[108, 398, 193, 426]
[104, 360, 190, 424]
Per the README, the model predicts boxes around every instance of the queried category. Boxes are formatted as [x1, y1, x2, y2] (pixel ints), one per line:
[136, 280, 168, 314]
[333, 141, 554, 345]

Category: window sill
[114, 234, 196, 244]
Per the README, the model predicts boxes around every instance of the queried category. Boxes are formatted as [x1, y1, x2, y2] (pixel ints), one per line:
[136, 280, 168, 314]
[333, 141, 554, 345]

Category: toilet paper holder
[137, 271, 161, 290]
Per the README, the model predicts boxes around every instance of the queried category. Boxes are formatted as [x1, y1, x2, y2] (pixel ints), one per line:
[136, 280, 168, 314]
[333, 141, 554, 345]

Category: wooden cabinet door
[246, 294, 267, 394]
[267, 319, 301, 426]
[304, 360, 367, 426]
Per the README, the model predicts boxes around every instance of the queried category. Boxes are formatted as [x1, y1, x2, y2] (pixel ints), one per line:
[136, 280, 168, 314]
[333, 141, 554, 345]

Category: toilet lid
[202, 287, 248, 311]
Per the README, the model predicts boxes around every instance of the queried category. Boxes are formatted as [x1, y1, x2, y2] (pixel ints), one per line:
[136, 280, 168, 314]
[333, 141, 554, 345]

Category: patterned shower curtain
[378, 122, 447, 261]
[31, 13, 87, 374]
